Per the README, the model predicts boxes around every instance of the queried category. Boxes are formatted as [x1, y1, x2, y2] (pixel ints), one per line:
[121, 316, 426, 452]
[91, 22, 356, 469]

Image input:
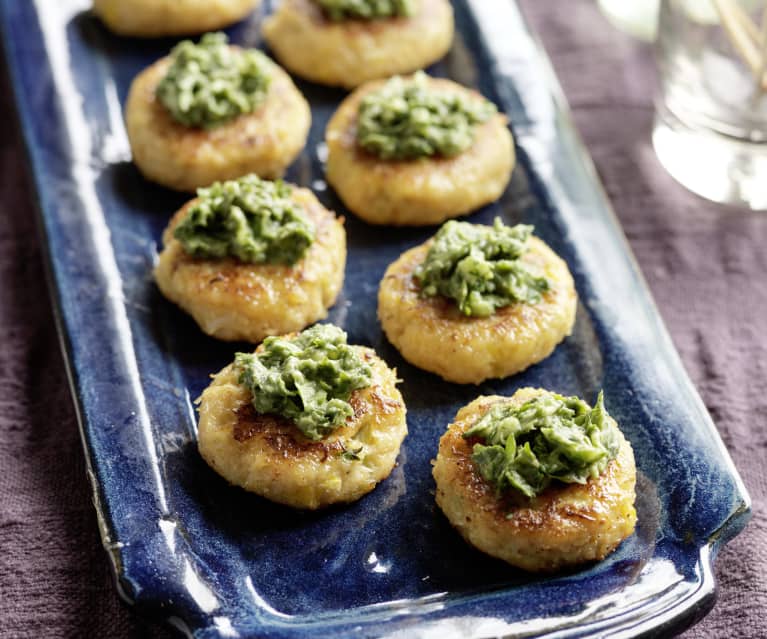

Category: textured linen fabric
[0, 1, 764, 637]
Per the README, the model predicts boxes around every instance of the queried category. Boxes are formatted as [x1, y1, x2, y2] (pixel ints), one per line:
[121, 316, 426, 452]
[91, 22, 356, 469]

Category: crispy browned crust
[378, 237, 577, 383]
[93, 0, 260, 37]
[198, 346, 408, 509]
[154, 186, 346, 342]
[229, 369, 401, 462]
[126, 54, 310, 191]
[262, 0, 454, 88]
[325, 76, 514, 225]
[433, 389, 637, 572]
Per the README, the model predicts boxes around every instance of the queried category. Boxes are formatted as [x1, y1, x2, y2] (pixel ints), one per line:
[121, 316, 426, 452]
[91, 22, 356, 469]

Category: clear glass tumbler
[598, 0, 660, 42]
[654, 0, 767, 209]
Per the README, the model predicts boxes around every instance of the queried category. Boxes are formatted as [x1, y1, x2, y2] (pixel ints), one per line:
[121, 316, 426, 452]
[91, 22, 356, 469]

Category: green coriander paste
[156, 32, 271, 128]
[464, 391, 621, 499]
[173, 174, 315, 265]
[234, 324, 373, 441]
[317, 0, 414, 20]
[357, 73, 497, 160]
[415, 218, 550, 317]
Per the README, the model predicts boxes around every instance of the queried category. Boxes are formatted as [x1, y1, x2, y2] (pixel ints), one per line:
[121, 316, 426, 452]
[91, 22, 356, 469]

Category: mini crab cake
[325, 73, 513, 225]
[433, 388, 637, 572]
[325, 73, 514, 226]
[262, 0, 453, 89]
[93, 0, 260, 37]
[126, 33, 310, 192]
[198, 324, 408, 509]
[378, 219, 577, 384]
[154, 174, 345, 342]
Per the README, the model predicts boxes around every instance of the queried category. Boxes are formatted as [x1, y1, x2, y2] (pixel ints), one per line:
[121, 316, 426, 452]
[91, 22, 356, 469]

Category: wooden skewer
[712, 0, 767, 89]
[718, 0, 761, 41]
[758, 5, 767, 92]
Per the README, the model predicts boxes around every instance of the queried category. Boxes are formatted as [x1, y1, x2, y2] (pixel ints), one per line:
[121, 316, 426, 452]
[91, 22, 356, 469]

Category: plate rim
[0, 0, 751, 637]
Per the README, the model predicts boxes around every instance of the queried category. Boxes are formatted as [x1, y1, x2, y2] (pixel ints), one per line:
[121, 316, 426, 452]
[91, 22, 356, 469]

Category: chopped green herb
[415, 218, 550, 317]
[234, 324, 373, 441]
[317, 0, 414, 20]
[340, 444, 364, 461]
[156, 32, 271, 128]
[173, 174, 315, 265]
[357, 72, 496, 160]
[464, 391, 621, 499]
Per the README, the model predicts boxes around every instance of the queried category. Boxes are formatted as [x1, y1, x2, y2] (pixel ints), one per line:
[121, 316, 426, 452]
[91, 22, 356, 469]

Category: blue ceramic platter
[1, 0, 751, 637]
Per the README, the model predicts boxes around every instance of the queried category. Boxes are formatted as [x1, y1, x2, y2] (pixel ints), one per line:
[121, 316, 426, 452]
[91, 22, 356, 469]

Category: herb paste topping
[173, 174, 315, 265]
[414, 218, 550, 317]
[357, 72, 496, 160]
[464, 391, 620, 499]
[156, 32, 271, 128]
[317, 0, 414, 20]
[234, 324, 373, 441]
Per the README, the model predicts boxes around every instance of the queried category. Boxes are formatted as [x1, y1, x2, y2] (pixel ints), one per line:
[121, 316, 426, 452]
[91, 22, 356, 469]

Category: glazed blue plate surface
[0, 1, 751, 637]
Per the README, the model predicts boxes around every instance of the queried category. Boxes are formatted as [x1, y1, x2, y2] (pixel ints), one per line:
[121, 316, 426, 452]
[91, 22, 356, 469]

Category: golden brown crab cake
[433, 388, 637, 573]
[325, 76, 513, 226]
[262, 0, 453, 89]
[198, 346, 407, 509]
[125, 55, 310, 192]
[154, 186, 345, 342]
[93, 0, 260, 37]
[378, 236, 577, 384]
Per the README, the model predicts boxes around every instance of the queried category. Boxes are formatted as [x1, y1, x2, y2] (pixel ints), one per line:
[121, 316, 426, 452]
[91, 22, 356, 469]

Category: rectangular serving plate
[1, 0, 751, 637]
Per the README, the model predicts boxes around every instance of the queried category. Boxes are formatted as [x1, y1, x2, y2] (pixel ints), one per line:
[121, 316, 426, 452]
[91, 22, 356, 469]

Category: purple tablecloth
[1, 1, 764, 637]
